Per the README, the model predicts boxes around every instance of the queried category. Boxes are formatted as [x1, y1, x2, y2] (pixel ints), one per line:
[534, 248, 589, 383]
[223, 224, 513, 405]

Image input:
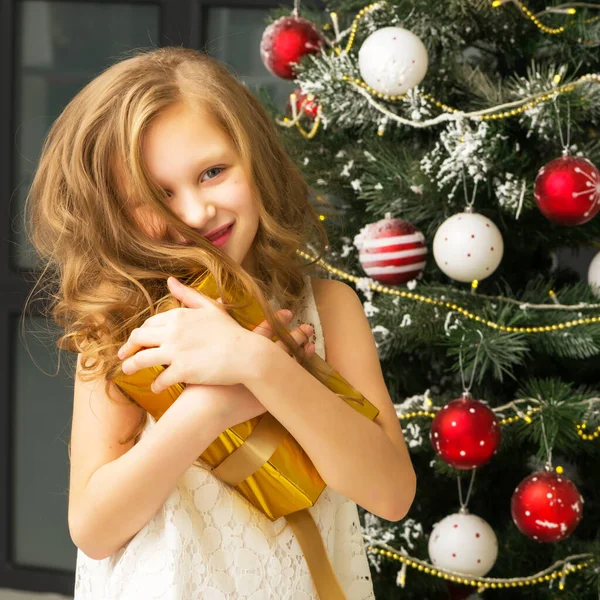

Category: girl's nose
[174, 195, 217, 230]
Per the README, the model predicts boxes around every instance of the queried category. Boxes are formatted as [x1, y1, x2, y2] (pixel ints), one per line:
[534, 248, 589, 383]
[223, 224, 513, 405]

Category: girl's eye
[164, 167, 225, 198]
[202, 166, 224, 182]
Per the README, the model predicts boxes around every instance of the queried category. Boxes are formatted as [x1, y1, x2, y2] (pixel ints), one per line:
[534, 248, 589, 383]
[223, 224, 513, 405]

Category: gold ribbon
[287, 511, 347, 599]
[212, 411, 347, 599]
[212, 412, 287, 485]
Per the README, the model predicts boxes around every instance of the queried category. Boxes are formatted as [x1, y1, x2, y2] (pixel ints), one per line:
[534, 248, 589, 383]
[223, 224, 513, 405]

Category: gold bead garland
[492, 0, 600, 35]
[576, 422, 600, 440]
[493, 0, 566, 34]
[279, 1, 600, 138]
[498, 406, 538, 425]
[366, 542, 594, 591]
[398, 410, 436, 421]
[399, 404, 598, 442]
[296, 249, 600, 334]
[339, 76, 580, 123]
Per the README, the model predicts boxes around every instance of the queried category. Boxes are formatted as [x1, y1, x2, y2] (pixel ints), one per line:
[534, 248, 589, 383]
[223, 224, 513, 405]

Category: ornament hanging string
[457, 469, 477, 512]
[461, 169, 482, 293]
[515, 178, 527, 220]
[461, 167, 479, 213]
[538, 410, 556, 471]
[552, 95, 572, 155]
[457, 330, 483, 510]
[328, 11, 342, 45]
[458, 330, 485, 395]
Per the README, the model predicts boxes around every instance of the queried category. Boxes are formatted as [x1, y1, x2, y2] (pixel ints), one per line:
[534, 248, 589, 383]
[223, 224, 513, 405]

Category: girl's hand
[117, 277, 260, 392]
[117, 278, 316, 394]
[252, 308, 316, 362]
[182, 312, 316, 426]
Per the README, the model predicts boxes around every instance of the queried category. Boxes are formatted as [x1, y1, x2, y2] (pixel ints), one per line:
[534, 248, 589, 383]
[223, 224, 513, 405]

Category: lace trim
[288, 275, 323, 359]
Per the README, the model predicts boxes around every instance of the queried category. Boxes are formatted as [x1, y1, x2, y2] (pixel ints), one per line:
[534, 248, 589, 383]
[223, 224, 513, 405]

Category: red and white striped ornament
[354, 213, 427, 285]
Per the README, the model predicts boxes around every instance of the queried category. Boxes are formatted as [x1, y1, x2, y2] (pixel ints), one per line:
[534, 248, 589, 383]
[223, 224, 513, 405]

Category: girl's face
[131, 101, 260, 275]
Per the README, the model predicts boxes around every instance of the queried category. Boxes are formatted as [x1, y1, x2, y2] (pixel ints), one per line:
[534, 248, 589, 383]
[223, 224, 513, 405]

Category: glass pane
[10, 0, 160, 573]
[12, 315, 76, 571]
[12, 1, 161, 271]
[205, 8, 297, 112]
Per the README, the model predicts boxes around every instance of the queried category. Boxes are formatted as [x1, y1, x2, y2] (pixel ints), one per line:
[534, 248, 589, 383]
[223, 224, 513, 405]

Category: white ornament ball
[358, 27, 428, 95]
[433, 212, 504, 282]
[428, 511, 498, 577]
[588, 251, 600, 297]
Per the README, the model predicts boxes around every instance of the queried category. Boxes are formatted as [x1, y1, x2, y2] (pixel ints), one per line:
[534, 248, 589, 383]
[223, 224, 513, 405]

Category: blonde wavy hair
[23, 46, 329, 443]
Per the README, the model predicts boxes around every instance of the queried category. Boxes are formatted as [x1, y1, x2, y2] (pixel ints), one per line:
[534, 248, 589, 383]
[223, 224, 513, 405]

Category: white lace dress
[73, 275, 376, 599]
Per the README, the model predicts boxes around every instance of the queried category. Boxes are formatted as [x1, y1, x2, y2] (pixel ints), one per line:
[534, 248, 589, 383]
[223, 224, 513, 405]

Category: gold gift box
[112, 272, 380, 521]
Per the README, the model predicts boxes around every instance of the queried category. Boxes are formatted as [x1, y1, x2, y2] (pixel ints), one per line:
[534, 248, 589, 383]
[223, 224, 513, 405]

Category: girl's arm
[68, 357, 232, 561]
[241, 280, 417, 522]
[243, 341, 415, 522]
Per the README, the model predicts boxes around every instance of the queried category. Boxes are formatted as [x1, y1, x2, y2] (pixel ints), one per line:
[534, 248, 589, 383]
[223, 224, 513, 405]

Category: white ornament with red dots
[433, 211, 504, 282]
[358, 26, 429, 95]
[588, 250, 600, 298]
[428, 510, 498, 577]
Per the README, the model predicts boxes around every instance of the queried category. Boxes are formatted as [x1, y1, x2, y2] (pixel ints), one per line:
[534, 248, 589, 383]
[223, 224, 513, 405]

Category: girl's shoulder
[310, 277, 344, 314]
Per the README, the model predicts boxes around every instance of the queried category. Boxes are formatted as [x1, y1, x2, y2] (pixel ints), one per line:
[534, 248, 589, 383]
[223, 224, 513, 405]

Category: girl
[25, 46, 416, 599]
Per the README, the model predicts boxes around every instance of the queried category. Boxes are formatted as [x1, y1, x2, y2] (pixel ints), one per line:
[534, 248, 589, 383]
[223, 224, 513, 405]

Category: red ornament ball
[354, 212, 427, 285]
[430, 395, 501, 469]
[286, 87, 319, 120]
[511, 470, 584, 542]
[533, 156, 600, 226]
[260, 16, 324, 79]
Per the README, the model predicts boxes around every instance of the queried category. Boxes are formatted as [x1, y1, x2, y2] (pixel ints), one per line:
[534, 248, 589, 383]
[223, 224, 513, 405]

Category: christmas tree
[256, 0, 600, 598]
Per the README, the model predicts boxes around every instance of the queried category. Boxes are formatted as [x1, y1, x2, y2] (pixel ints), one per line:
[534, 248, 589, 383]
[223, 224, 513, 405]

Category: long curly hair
[23, 46, 329, 444]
